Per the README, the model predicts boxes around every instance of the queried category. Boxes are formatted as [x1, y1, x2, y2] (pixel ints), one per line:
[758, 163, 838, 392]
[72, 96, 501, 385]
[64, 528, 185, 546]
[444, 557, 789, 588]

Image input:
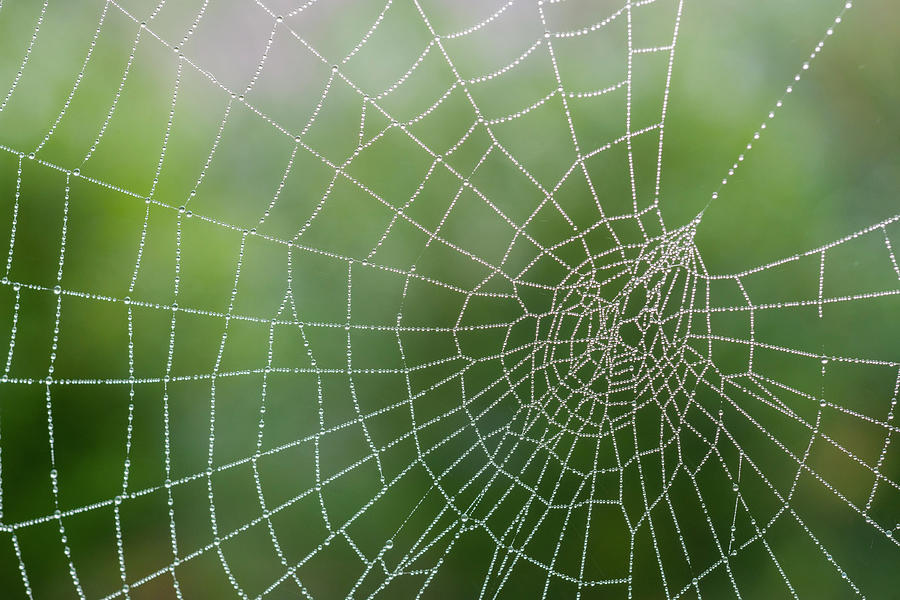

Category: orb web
[0, 0, 897, 599]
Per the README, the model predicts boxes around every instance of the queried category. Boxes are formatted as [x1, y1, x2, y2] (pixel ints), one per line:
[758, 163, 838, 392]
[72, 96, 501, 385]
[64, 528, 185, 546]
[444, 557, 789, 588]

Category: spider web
[0, 0, 897, 598]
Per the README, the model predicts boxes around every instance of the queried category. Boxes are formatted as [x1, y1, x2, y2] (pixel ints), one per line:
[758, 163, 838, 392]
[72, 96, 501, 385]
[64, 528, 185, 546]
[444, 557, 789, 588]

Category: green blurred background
[0, 0, 898, 598]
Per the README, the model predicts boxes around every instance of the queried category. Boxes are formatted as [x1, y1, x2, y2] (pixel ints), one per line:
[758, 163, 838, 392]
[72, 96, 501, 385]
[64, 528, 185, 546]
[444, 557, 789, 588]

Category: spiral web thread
[0, 0, 898, 598]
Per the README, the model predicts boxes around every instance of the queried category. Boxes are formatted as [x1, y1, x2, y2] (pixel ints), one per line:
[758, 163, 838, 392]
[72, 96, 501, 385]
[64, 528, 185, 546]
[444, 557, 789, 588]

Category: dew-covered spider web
[0, 0, 898, 598]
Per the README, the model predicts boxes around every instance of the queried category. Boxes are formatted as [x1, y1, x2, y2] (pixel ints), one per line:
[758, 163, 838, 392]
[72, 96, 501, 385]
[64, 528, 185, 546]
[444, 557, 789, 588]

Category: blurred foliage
[0, 0, 898, 598]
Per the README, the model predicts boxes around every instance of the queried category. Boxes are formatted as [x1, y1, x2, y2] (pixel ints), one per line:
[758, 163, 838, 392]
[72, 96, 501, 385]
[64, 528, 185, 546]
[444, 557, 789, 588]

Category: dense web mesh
[0, 0, 898, 598]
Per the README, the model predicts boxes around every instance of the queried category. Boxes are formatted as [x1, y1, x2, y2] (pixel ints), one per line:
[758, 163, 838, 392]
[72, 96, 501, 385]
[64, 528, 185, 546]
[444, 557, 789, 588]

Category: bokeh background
[0, 0, 898, 598]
